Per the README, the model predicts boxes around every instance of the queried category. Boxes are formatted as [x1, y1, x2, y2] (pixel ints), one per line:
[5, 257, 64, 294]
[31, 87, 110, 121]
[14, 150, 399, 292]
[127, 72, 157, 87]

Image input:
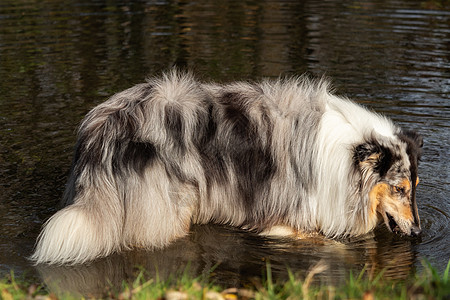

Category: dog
[31, 71, 423, 265]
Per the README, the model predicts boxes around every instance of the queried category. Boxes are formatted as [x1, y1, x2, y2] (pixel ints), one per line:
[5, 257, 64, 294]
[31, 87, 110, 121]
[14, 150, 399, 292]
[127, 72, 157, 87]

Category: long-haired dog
[31, 71, 423, 265]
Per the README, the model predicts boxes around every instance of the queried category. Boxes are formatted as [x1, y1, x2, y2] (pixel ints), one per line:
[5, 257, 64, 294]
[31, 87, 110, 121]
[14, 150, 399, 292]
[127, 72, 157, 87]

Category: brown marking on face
[394, 178, 411, 195]
[369, 179, 416, 234]
[379, 179, 413, 217]
[369, 183, 389, 218]
[399, 178, 411, 192]
[400, 203, 413, 220]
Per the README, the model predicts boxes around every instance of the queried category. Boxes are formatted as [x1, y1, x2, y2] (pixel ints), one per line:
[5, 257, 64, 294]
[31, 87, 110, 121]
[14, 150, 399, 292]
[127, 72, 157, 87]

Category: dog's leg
[260, 225, 297, 237]
[260, 225, 315, 239]
[122, 162, 195, 249]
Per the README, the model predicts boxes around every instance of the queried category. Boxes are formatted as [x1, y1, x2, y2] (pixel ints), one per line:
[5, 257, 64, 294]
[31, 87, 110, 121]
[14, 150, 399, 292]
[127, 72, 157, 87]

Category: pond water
[0, 0, 449, 296]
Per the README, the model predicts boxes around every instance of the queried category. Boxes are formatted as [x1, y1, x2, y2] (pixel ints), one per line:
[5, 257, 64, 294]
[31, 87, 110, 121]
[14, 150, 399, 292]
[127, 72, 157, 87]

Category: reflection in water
[0, 0, 449, 294]
[37, 225, 416, 298]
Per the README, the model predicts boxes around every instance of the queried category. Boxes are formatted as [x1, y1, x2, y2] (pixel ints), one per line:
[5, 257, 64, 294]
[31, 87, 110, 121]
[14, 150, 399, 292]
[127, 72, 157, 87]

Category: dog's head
[354, 130, 423, 236]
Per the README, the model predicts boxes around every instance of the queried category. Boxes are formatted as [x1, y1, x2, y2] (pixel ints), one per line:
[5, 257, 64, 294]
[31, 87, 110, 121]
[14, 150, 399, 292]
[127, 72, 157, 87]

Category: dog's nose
[410, 225, 421, 236]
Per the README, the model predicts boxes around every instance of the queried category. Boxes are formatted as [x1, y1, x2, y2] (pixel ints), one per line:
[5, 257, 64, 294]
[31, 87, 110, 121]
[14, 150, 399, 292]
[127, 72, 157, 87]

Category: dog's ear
[354, 141, 393, 177]
[402, 130, 423, 148]
[399, 130, 423, 162]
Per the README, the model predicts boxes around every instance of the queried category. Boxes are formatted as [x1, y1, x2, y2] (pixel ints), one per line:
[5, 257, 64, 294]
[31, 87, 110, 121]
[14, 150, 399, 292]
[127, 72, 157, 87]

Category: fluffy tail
[30, 189, 124, 265]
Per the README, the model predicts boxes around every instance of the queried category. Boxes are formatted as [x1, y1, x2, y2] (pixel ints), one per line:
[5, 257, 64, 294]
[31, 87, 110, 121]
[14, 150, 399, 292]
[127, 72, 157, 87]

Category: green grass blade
[443, 259, 450, 283]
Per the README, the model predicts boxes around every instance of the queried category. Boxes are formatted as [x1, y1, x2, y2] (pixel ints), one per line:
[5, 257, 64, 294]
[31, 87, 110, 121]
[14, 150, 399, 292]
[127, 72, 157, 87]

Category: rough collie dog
[31, 71, 423, 265]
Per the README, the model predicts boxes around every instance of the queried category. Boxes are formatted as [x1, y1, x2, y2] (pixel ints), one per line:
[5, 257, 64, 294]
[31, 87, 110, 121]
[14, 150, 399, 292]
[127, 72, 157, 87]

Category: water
[0, 0, 449, 296]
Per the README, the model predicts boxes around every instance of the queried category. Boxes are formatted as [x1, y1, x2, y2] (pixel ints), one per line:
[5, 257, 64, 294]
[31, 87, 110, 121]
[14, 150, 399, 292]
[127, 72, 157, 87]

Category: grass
[1, 259, 449, 299]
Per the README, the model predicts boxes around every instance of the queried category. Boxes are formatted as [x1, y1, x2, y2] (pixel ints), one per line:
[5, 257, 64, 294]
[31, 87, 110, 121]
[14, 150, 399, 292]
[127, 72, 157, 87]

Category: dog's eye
[393, 186, 405, 194]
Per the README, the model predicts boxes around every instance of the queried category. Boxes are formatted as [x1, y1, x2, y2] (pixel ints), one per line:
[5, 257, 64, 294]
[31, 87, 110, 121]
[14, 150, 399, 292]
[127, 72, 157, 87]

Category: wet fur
[31, 71, 422, 265]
